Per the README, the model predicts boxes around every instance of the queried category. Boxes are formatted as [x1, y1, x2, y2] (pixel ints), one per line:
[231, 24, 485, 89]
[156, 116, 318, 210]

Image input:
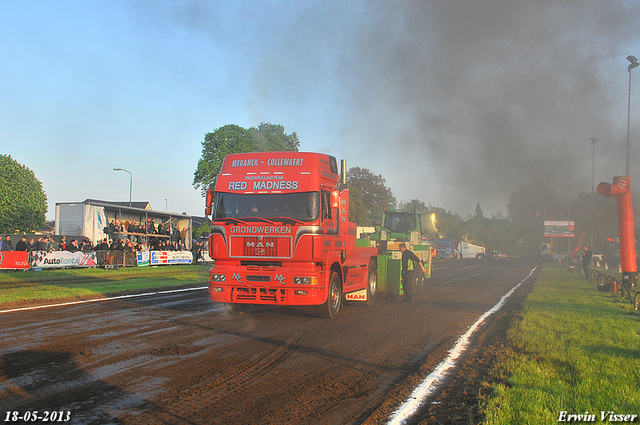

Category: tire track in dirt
[1, 261, 537, 424]
[122, 331, 311, 424]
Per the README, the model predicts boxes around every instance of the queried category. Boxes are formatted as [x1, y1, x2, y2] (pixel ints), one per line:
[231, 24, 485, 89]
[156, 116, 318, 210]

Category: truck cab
[205, 152, 378, 318]
[458, 242, 486, 259]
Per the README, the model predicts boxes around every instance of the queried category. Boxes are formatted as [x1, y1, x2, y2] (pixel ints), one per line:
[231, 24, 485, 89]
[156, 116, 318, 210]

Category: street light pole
[113, 168, 132, 207]
[626, 55, 638, 176]
[590, 137, 598, 249]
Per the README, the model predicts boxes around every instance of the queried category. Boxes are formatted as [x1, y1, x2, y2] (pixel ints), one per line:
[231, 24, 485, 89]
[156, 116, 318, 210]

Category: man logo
[345, 289, 367, 301]
[247, 241, 274, 256]
[246, 241, 274, 248]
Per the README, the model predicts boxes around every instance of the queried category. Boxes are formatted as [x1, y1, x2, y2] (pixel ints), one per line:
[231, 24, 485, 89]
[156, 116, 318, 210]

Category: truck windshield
[384, 212, 417, 233]
[213, 192, 320, 222]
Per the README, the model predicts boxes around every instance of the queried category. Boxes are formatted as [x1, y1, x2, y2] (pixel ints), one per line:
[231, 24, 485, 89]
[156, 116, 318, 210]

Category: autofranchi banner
[30, 251, 98, 268]
[150, 250, 193, 265]
[544, 221, 575, 237]
[0, 251, 30, 269]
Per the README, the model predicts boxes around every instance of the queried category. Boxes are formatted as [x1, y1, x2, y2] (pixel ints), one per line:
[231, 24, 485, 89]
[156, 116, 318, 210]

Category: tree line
[1, 123, 629, 257]
[191, 122, 628, 256]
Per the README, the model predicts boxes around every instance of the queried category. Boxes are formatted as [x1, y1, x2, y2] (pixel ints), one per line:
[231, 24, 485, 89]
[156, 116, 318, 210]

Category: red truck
[204, 152, 378, 318]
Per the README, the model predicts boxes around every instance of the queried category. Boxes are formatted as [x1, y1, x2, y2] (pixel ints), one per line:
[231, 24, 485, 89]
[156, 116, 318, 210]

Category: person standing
[174, 224, 182, 247]
[399, 242, 427, 303]
[15, 236, 28, 251]
[581, 246, 593, 281]
[58, 236, 67, 251]
[1, 235, 14, 251]
[67, 239, 78, 252]
[47, 236, 56, 252]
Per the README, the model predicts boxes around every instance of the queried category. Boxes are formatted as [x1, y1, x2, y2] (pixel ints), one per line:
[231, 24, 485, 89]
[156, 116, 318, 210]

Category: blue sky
[2, 1, 640, 221]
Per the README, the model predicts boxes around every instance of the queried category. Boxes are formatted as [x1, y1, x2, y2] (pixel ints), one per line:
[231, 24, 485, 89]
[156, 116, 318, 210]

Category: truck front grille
[234, 287, 287, 303]
[229, 236, 292, 258]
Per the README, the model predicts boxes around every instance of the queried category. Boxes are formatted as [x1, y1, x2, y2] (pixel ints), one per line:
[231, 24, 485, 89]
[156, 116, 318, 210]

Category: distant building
[55, 199, 193, 249]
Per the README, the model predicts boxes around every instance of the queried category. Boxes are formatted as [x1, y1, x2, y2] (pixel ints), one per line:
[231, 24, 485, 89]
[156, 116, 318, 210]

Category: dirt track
[0, 260, 537, 424]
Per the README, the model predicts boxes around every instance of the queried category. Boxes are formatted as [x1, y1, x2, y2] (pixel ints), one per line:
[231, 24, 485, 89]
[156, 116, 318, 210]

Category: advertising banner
[136, 251, 150, 267]
[30, 251, 98, 269]
[544, 221, 575, 237]
[85, 205, 107, 244]
[0, 251, 30, 270]
[150, 250, 193, 265]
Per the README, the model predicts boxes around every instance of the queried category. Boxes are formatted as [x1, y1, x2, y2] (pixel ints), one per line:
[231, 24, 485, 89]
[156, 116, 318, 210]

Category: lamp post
[626, 55, 638, 176]
[113, 168, 132, 207]
[590, 137, 598, 248]
[165, 199, 168, 212]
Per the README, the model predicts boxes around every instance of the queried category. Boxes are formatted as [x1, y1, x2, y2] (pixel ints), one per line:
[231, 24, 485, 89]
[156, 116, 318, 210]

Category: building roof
[56, 199, 193, 218]
[83, 199, 151, 210]
[191, 215, 209, 229]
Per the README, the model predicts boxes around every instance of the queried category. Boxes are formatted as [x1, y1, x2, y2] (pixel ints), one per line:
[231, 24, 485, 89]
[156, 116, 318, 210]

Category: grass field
[4, 262, 640, 423]
[482, 264, 640, 424]
[0, 265, 210, 305]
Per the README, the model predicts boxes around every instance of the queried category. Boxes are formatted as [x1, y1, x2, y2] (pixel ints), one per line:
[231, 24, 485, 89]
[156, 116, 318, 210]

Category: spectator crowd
[1, 218, 189, 254]
[103, 218, 187, 251]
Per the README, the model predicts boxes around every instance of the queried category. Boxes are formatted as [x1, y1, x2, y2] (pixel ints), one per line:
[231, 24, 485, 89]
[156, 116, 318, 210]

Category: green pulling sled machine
[358, 209, 436, 301]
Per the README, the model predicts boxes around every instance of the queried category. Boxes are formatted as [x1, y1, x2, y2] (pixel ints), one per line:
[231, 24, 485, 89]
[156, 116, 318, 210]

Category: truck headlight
[210, 273, 226, 282]
[294, 277, 318, 285]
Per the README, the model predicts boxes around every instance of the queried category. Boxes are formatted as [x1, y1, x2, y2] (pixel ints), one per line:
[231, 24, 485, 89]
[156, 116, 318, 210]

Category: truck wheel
[317, 271, 342, 319]
[476, 253, 485, 260]
[365, 259, 377, 306]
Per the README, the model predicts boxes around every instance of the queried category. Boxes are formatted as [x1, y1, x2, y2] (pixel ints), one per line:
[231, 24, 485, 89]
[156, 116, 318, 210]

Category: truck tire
[317, 270, 342, 319]
[476, 253, 485, 260]
[365, 259, 377, 306]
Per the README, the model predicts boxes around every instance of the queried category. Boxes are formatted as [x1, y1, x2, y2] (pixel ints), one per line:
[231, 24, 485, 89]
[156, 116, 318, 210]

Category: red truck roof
[216, 152, 339, 194]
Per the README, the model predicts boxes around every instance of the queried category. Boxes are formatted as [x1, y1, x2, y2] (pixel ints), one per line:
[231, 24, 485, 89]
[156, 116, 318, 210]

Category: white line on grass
[0, 286, 209, 314]
[387, 266, 537, 425]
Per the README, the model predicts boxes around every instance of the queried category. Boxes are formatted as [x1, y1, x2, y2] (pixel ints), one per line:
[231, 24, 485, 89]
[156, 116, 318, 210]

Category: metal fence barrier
[94, 250, 131, 268]
[590, 267, 640, 311]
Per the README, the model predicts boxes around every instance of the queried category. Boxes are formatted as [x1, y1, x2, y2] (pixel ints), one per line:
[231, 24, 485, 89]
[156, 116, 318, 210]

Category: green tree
[426, 206, 465, 242]
[347, 185, 370, 225]
[0, 155, 47, 233]
[192, 221, 212, 240]
[347, 166, 396, 225]
[506, 182, 563, 251]
[250, 122, 300, 152]
[465, 213, 521, 254]
[474, 202, 484, 219]
[507, 182, 562, 221]
[193, 124, 253, 195]
[568, 191, 620, 253]
[193, 122, 299, 195]
[398, 199, 429, 214]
